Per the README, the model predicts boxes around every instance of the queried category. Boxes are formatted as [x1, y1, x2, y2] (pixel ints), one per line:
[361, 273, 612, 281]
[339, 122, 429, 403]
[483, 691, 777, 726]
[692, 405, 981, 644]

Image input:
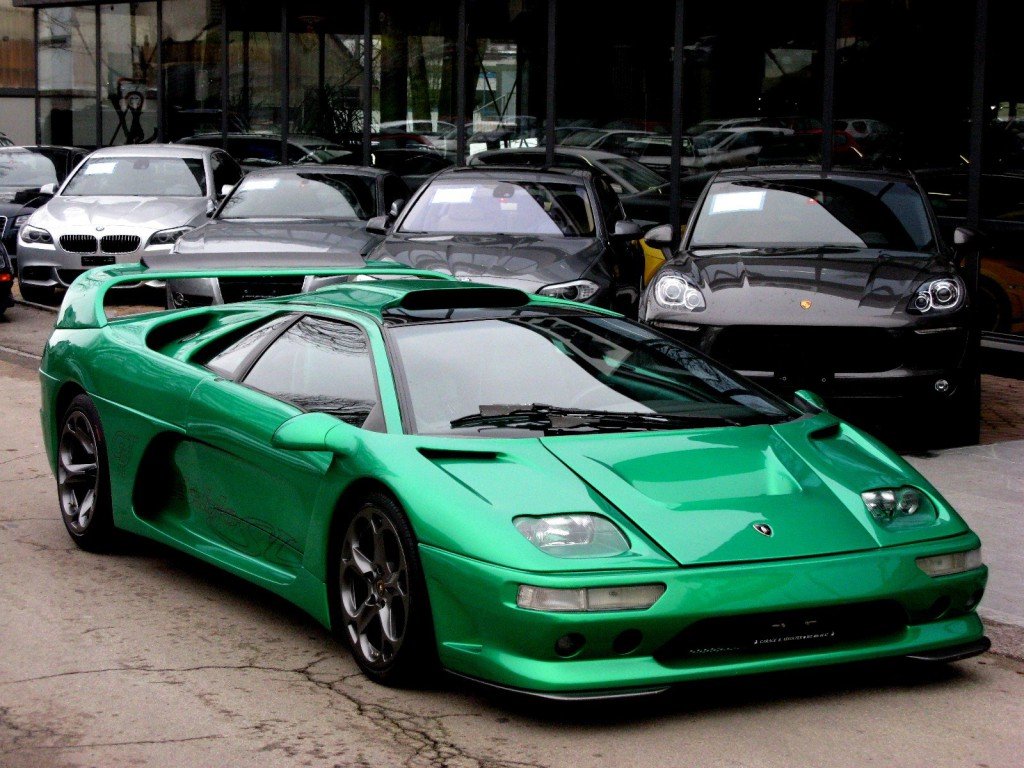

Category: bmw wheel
[334, 492, 436, 685]
[57, 394, 115, 551]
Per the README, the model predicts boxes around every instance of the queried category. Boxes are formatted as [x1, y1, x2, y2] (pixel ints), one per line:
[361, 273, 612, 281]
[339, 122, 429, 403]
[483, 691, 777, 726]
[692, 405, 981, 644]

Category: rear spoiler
[55, 263, 457, 330]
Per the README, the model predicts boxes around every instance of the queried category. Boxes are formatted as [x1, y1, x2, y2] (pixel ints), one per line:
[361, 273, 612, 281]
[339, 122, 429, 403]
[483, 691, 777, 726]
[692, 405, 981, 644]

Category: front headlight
[516, 584, 666, 612]
[146, 226, 192, 248]
[513, 514, 629, 558]
[916, 547, 983, 577]
[653, 273, 705, 310]
[909, 276, 966, 314]
[536, 279, 600, 302]
[19, 224, 53, 244]
[861, 486, 936, 527]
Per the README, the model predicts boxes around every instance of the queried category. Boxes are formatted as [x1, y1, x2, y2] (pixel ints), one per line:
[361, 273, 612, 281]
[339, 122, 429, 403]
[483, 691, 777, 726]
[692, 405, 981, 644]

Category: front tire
[332, 492, 437, 686]
[57, 394, 115, 551]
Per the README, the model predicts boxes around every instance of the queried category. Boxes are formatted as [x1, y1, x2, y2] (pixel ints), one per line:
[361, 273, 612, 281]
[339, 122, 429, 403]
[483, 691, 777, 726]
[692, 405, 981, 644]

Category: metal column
[821, 0, 838, 173]
[281, 3, 290, 163]
[456, 0, 468, 166]
[544, 0, 556, 166]
[363, 0, 372, 166]
[669, 0, 684, 249]
[221, 6, 229, 147]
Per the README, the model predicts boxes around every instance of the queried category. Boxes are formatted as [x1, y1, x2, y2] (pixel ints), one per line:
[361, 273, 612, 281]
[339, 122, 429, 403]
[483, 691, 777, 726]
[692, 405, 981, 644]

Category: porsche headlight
[909, 277, 965, 314]
[861, 486, 936, 526]
[537, 279, 600, 302]
[20, 224, 53, 244]
[653, 273, 705, 310]
[513, 514, 629, 558]
[146, 226, 192, 248]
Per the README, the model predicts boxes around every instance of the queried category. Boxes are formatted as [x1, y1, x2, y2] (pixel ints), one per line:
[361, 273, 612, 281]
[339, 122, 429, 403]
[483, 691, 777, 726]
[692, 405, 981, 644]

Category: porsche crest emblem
[800, 299, 812, 310]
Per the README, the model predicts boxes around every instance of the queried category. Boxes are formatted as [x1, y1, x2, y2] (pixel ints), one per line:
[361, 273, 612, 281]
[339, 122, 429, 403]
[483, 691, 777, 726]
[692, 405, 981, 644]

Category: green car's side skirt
[420, 536, 987, 695]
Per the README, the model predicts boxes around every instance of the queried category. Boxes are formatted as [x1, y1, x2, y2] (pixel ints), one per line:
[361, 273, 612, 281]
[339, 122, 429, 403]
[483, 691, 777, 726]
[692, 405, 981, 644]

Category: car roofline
[712, 164, 918, 184]
[434, 165, 595, 182]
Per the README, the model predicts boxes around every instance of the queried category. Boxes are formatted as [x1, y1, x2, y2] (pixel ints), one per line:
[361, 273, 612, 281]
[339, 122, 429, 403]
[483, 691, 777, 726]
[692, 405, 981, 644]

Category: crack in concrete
[0, 451, 44, 467]
[1, 734, 223, 754]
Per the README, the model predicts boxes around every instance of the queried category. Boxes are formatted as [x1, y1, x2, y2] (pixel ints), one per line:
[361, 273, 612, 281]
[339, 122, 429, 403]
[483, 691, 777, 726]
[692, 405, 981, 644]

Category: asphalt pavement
[1, 297, 1023, 767]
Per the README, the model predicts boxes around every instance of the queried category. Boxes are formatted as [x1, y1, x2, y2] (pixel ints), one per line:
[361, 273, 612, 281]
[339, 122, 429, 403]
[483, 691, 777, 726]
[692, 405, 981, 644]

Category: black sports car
[365, 166, 645, 315]
[639, 166, 978, 443]
[0, 146, 89, 263]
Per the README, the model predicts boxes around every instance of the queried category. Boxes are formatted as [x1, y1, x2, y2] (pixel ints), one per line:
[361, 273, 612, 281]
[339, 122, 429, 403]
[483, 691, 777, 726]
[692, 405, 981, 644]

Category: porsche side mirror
[612, 219, 642, 240]
[39, 182, 57, 196]
[366, 215, 389, 235]
[953, 225, 984, 249]
[389, 199, 406, 218]
[793, 389, 828, 415]
[271, 412, 358, 457]
[643, 223, 674, 248]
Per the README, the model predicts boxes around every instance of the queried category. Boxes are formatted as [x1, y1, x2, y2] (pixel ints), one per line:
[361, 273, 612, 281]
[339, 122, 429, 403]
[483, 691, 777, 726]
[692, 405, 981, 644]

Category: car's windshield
[0, 151, 59, 188]
[602, 158, 665, 193]
[62, 156, 207, 197]
[399, 178, 596, 236]
[689, 178, 936, 253]
[559, 130, 605, 147]
[390, 315, 795, 437]
[219, 172, 377, 219]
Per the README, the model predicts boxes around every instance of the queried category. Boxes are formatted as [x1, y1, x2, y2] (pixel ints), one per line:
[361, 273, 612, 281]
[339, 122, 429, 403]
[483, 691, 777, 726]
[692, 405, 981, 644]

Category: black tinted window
[212, 152, 243, 190]
[243, 317, 380, 429]
[202, 315, 295, 378]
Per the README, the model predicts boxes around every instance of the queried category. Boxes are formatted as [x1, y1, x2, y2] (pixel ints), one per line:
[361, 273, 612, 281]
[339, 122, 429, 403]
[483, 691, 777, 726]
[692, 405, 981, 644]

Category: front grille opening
[709, 326, 902, 374]
[59, 234, 97, 253]
[654, 601, 907, 662]
[218, 276, 305, 304]
[101, 235, 140, 253]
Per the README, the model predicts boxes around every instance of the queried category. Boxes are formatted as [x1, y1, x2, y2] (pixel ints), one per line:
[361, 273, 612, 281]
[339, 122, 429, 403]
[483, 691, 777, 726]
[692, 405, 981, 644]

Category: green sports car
[40, 264, 989, 699]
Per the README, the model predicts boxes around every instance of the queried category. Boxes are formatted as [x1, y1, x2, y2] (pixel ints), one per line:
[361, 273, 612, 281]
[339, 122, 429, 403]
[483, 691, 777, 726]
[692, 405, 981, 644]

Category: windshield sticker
[709, 190, 766, 214]
[500, 202, 518, 211]
[242, 178, 279, 190]
[83, 162, 117, 175]
[432, 187, 475, 204]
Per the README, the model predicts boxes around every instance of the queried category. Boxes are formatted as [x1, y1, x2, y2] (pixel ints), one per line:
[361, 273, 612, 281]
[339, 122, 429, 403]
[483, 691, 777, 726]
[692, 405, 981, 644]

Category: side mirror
[366, 215, 389, 235]
[643, 223, 675, 248]
[389, 199, 406, 218]
[953, 225, 984, 249]
[39, 182, 57, 196]
[793, 389, 828, 415]
[612, 219, 643, 240]
[219, 184, 235, 199]
[271, 412, 358, 456]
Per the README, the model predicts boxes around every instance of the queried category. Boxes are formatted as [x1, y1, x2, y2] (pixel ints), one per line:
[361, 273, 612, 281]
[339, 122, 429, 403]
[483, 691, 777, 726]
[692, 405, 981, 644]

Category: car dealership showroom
[0, 0, 1022, 765]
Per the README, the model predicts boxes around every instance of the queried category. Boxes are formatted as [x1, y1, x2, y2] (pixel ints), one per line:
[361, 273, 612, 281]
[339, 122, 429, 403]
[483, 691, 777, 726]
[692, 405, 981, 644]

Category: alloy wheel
[57, 410, 100, 534]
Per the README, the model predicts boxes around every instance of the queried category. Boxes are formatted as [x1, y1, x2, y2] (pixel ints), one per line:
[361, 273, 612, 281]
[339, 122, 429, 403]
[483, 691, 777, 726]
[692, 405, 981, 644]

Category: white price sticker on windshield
[242, 178, 279, 190]
[432, 187, 475, 204]
[83, 161, 117, 175]
[709, 190, 766, 214]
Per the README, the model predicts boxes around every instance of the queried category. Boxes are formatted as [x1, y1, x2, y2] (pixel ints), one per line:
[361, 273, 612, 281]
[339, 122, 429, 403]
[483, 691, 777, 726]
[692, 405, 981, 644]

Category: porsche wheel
[334, 492, 436, 685]
[57, 394, 115, 551]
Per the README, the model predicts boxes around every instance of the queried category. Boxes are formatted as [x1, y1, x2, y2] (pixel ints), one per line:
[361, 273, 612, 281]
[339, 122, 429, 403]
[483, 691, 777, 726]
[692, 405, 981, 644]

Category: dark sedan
[164, 165, 410, 307]
[0, 243, 12, 316]
[365, 166, 644, 315]
[0, 146, 89, 263]
[639, 166, 979, 444]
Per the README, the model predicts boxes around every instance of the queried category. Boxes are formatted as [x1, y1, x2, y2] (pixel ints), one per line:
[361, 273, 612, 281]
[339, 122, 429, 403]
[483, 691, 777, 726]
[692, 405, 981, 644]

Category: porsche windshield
[689, 178, 936, 253]
[390, 315, 795, 437]
[219, 173, 377, 220]
[399, 179, 596, 236]
[62, 156, 207, 197]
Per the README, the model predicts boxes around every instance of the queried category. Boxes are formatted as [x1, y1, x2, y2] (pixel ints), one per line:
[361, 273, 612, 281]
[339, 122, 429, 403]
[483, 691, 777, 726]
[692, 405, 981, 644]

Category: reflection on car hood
[540, 414, 967, 565]
[648, 249, 955, 324]
[35, 196, 209, 230]
[143, 248, 365, 271]
[369, 233, 603, 291]
[175, 219, 378, 255]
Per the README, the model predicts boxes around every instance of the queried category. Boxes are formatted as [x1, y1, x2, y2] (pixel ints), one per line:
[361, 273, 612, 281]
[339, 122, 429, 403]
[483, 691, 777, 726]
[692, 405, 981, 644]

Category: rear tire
[330, 491, 438, 686]
[56, 394, 115, 551]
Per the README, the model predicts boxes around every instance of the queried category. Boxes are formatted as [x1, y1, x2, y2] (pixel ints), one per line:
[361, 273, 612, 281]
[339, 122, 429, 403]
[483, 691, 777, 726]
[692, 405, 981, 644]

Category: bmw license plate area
[81, 256, 116, 267]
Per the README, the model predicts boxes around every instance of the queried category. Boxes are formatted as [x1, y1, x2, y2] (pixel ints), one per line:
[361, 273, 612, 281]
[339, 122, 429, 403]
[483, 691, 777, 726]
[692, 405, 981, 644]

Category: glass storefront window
[99, 2, 158, 146]
[38, 7, 98, 147]
[162, 0, 225, 142]
[228, 4, 282, 135]
[0, 0, 34, 90]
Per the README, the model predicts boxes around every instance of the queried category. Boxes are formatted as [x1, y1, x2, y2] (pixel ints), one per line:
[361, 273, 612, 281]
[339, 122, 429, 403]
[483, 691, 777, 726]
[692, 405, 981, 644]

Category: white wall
[0, 97, 35, 144]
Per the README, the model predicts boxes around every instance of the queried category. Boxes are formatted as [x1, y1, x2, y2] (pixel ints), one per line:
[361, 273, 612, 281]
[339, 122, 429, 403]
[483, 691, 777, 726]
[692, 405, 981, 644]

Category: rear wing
[55, 263, 457, 330]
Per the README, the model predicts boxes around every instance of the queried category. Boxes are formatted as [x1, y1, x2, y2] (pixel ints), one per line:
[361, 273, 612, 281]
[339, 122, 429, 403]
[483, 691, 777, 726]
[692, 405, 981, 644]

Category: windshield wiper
[449, 403, 743, 433]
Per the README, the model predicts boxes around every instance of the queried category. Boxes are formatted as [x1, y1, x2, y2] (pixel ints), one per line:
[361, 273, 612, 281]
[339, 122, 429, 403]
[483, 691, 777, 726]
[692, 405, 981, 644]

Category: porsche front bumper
[420, 534, 988, 697]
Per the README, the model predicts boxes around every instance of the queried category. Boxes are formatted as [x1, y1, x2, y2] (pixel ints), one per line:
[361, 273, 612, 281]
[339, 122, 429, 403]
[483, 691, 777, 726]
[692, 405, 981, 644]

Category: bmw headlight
[653, 273, 705, 311]
[146, 226, 192, 248]
[19, 224, 53, 244]
[861, 486, 936, 527]
[513, 514, 629, 558]
[537, 279, 600, 302]
[909, 277, 965, 314]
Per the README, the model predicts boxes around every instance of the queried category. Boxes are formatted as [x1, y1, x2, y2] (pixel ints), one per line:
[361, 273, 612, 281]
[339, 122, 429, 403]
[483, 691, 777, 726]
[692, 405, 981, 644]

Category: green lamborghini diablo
[40, 264, 989, 699]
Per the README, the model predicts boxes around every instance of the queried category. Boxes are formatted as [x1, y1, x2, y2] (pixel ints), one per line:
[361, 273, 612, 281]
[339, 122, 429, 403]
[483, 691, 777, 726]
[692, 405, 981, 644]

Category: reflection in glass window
[220, 172, 377, 219]
[0, 150, 59, 189]
[244, 317, 379, 428]
[63, 156, 208, 197]
[203, 315, 295, 378]
[400, 178, 595, 236]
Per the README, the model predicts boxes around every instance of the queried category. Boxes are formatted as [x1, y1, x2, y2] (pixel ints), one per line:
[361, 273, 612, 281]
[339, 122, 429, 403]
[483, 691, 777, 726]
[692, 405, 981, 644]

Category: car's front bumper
[18, 239, 171, 290]
[420, 534, 987, 697]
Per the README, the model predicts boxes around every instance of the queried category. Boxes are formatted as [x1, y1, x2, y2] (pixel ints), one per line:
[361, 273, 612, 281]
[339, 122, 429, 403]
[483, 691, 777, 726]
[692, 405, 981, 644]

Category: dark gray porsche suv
[639, 166, 979, 444]
[365, 166, 645, 315]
